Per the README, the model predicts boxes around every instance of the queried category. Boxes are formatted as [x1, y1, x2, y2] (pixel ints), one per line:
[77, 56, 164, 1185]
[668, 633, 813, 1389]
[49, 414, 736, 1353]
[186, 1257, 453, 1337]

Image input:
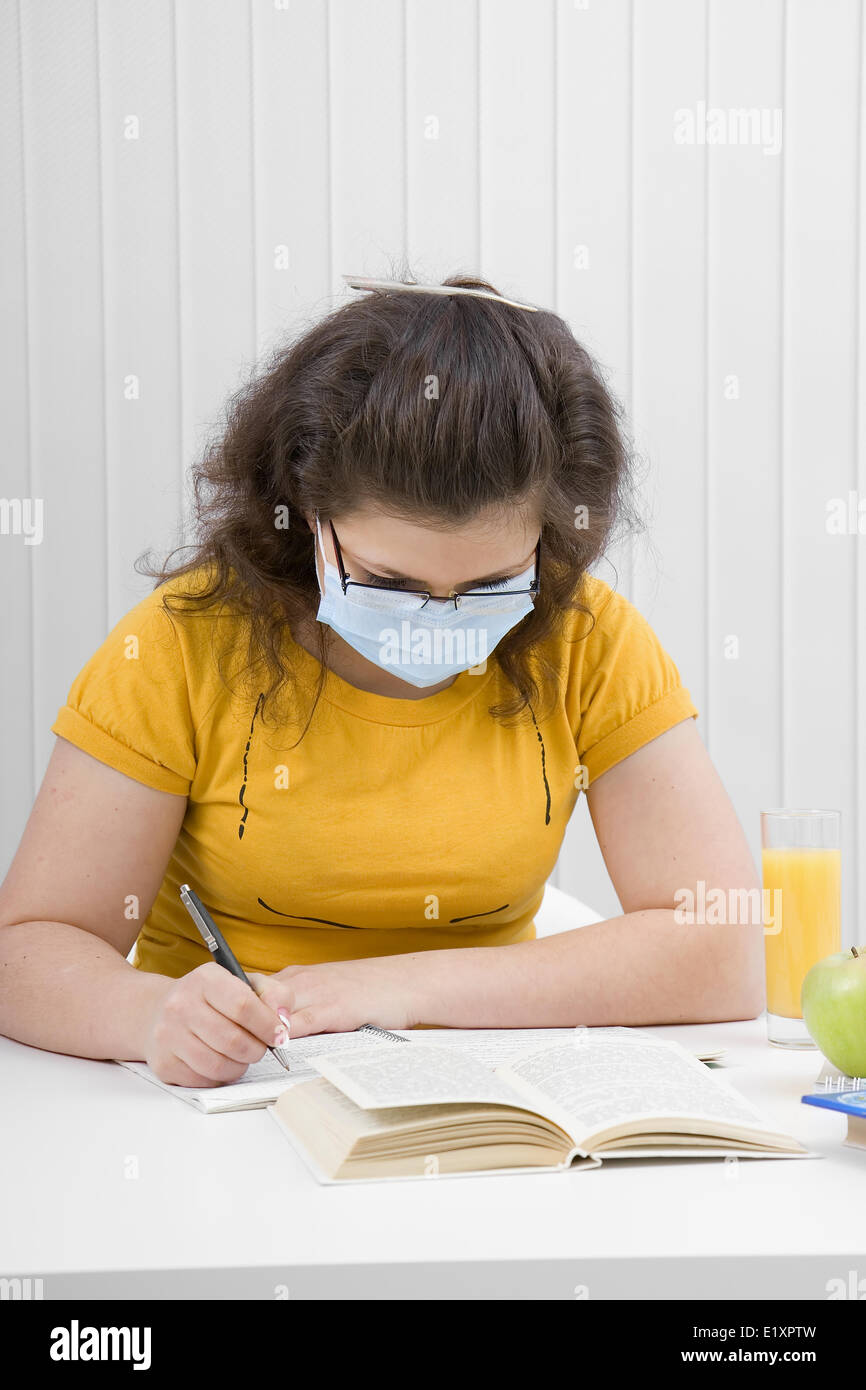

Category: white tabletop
[1, 1015, 862, 1300]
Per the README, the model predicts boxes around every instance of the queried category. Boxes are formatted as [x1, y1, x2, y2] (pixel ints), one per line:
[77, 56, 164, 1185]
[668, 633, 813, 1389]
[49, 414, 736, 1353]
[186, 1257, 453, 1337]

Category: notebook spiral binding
[358, 1023, 411, 1043]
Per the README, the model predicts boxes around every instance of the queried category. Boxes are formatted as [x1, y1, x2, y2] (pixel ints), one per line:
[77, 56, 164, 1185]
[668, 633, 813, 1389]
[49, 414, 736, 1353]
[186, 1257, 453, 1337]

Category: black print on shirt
[237, 692, 265, 841]
[528, 704, 552, 825]
[257, 896, 511, 930]
[257, 898, 364, 928]
[448, 903, 509, 922]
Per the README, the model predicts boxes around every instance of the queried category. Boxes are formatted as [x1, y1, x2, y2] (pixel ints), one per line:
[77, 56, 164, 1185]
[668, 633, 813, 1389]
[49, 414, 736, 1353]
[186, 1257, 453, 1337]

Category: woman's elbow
[706, 923, 766, 1022]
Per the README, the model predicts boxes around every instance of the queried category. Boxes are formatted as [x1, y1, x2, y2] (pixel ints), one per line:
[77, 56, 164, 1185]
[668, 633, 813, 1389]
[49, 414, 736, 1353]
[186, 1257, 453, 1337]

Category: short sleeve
[570, 578, 699, 785]
[50, 589, 197, 796]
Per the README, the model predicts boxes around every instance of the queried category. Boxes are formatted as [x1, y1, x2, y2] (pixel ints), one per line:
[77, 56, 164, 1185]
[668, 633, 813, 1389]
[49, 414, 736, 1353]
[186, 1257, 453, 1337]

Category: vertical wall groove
[94, 0, 109, 637]
[779, 0, 788, 810]
[16, 0, 36, 807]
[326, 0, 333, 292]
[703, 0, 711, 752]
[855, 0, 863, 935]
[552, 0, 558, 310]
[249, 0, 258, 354]
[402, 0, 408, 267]
[626, 0, 634, 602]
[171, 0, 184, 528]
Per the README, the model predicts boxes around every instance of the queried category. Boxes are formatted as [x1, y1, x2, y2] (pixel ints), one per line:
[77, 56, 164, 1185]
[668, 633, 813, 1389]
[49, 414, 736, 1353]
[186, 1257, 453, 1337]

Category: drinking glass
[761, 810, 841, 1048]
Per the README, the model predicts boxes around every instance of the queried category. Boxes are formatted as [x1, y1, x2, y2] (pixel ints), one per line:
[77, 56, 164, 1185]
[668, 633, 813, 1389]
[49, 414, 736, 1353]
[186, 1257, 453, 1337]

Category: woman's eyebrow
[351, 541, 538, 587]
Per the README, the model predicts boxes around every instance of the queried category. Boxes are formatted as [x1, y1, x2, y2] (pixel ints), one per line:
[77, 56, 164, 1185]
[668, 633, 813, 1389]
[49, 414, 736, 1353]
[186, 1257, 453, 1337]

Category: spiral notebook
[115, 1026, 726, 1114]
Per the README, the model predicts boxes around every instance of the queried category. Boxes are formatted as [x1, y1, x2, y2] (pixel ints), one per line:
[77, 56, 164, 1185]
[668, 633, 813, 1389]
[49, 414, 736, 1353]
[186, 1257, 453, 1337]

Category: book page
[393, 1026, 671, 1071]
[397, 1026, 725, 1065]
[305, 1033, 739, 1125]
[307, 1043, 534, 1111]
[496, 1039, 770, 1146]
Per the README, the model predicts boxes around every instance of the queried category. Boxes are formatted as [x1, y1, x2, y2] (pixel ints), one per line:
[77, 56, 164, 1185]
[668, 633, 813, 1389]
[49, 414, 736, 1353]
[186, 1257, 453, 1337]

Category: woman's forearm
[0, 921, 173, 1060]
[411, 909, 766, 1029]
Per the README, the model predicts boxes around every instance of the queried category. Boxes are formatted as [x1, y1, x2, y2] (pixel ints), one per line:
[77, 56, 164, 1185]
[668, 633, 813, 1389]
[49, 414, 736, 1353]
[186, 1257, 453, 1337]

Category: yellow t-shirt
[50, 569, 697, 980]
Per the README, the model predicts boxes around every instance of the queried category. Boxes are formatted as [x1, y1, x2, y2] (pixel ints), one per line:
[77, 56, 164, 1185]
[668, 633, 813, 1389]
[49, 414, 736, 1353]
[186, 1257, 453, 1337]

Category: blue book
[802, 1087, 866, 1150]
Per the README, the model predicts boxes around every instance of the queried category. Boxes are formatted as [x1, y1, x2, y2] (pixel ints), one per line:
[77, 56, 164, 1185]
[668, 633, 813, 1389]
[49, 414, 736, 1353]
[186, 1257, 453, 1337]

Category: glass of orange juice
[761, 810, 841, 1047]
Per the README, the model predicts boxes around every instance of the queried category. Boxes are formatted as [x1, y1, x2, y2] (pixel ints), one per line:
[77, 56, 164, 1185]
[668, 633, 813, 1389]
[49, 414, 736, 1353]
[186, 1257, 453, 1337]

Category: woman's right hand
[143, 962, 288, 1086]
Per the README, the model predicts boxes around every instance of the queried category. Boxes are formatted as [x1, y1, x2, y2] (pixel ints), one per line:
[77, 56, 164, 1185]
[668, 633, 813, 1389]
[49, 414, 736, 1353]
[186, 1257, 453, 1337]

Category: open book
[116, 1025, 725, 1114]
[268, 1030, 813, 1182]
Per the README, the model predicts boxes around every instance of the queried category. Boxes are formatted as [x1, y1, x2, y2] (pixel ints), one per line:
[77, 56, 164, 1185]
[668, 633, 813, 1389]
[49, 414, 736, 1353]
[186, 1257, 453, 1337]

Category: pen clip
[179, 884, 219, 953]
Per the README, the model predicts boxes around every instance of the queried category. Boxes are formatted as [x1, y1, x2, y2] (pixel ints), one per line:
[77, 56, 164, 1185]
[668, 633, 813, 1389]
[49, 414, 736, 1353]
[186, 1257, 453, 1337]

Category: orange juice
[762, 848, 841, 1017]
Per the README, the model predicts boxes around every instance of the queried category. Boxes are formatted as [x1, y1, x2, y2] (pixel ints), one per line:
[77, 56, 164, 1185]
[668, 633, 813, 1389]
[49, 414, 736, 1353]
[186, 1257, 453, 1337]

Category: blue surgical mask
[312, 513, 537, 688]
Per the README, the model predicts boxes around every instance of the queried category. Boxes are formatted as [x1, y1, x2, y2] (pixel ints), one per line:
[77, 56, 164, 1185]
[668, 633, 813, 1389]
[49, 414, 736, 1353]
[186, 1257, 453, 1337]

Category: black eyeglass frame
[325, 520, 542, 612]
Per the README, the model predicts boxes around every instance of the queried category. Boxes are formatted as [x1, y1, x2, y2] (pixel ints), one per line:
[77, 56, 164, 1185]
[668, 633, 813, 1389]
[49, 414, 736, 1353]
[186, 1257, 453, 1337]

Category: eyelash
[361, 571, 513, 592]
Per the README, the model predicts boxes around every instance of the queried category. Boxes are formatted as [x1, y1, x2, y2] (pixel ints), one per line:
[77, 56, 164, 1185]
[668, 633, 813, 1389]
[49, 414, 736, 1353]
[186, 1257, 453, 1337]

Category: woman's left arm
[252, 718, 766, 1035]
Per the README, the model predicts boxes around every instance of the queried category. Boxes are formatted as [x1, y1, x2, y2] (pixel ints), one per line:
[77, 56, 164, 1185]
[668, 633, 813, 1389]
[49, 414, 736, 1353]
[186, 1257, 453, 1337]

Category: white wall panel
[782, 0, 860, 939]
[405, 0, 479, 280]
[251, 0, 331, 358]
[479, 0, 556, 305]
[19, 0, 107, 795]
[175, 0, 256, 537]
[98, 0, 183, 624]
[705, 0, 783, 875]
[630, 0, 707, 724]
[0, 0, 35, 825]
[859, 4, 866, 955]
[329, 0, 405, 292]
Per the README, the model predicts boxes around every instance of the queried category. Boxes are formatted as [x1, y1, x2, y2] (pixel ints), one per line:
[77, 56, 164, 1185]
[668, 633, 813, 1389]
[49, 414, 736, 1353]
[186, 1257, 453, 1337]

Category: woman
[0, 274, 764, 1087]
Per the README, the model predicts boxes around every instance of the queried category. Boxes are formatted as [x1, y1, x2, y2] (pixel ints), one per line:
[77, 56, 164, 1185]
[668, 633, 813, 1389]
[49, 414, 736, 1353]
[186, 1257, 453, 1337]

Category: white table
[2, 886, 863, 1300]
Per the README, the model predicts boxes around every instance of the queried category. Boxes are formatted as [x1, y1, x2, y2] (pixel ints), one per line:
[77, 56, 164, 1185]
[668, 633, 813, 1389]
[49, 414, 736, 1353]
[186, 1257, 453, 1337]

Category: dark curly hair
[137, 271, 638, 745]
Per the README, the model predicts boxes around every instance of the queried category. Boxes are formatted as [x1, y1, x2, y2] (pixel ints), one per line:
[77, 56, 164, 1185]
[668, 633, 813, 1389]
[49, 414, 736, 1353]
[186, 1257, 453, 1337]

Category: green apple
[801, 946, 866, 1076]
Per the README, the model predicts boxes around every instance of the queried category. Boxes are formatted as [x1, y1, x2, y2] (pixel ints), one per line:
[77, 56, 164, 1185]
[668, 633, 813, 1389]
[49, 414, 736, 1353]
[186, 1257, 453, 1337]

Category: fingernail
[274, 1027, 289, 1047]
[278, 1009, 291, 1032]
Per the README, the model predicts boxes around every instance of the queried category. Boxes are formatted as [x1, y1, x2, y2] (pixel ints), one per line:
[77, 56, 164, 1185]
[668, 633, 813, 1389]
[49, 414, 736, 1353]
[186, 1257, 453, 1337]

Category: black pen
[179, 883, 293, 1072]
[179, 885, 410, 1063]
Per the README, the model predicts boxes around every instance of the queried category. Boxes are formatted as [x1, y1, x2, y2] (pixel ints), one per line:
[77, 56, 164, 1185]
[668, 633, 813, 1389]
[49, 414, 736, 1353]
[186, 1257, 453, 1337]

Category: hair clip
[342, 273, 538, 313]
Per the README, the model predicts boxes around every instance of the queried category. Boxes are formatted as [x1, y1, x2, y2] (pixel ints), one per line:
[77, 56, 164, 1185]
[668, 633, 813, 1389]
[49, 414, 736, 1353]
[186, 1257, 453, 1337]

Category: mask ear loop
[312, 512, 333, 598]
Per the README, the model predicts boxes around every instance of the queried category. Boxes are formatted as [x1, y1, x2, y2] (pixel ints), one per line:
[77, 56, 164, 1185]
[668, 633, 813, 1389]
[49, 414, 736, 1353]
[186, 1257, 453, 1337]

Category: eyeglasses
[326, 520, 542, 613]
